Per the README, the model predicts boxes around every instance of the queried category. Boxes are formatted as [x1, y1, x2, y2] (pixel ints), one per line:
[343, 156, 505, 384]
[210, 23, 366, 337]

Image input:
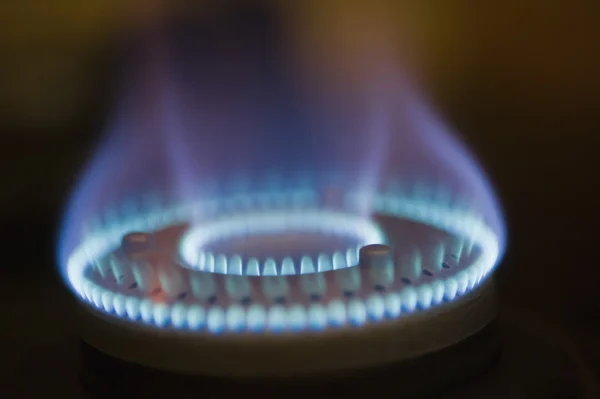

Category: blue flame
[57, 21, 505, 335]
[61, 186, 499, 333]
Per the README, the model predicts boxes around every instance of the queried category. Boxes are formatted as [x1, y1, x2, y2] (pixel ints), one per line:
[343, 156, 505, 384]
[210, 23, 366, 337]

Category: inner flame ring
[179, 210, 386, 275]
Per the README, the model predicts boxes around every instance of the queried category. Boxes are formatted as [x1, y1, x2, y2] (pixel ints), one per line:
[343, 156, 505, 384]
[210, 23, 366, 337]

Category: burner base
[80, 321, 501, 398]
[78, 280, 497, 378]
[79, 313, 595, 398]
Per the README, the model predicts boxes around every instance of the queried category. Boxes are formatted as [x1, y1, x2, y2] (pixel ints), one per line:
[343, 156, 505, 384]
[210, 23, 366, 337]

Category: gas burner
[66, 179, 500, 377]
[58, 13, 505, 379]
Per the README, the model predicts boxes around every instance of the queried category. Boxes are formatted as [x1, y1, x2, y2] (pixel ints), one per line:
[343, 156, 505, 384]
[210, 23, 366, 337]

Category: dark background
[1, 1, 599, 396]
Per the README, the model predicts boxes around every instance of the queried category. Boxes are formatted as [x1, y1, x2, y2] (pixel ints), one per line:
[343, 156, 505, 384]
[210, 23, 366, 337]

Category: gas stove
[45, 8, 596, 398]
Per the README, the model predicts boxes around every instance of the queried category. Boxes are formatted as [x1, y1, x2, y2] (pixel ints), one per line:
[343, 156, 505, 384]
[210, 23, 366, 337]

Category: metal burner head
[69, 182, 497, 339]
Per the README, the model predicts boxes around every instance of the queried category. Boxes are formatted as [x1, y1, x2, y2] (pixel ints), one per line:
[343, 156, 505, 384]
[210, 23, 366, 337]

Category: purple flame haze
[57, 14, 505, 279]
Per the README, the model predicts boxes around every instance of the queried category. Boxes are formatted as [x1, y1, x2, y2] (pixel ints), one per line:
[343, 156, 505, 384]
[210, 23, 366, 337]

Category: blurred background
[1, 0, 599, 395]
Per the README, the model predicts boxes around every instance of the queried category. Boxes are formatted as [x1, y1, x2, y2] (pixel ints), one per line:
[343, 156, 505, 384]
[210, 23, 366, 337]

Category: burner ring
[66, 186, 501, 376]
[67, 189, 499, 331]
[178, 209, 386, 275]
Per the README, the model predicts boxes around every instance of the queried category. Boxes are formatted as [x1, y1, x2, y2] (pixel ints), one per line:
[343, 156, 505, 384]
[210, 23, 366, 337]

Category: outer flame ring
[65, 186, 500, 335]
